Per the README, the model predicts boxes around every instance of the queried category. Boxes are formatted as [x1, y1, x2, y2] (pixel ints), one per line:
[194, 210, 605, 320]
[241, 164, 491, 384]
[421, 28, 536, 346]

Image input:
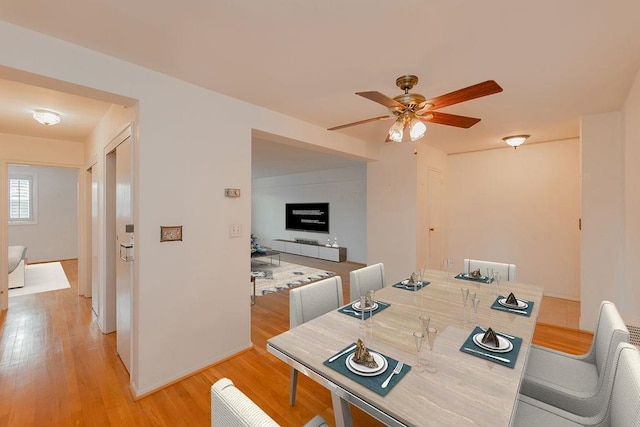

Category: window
[9, 174, 36, 223]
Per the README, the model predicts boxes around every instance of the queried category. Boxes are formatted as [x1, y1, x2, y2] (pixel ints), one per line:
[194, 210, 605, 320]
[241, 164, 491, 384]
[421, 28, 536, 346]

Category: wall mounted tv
[285, 203, 329, 233]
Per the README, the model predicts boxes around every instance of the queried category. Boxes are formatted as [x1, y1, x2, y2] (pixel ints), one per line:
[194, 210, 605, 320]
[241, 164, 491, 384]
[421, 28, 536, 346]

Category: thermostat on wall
[225, 188, 241, 198]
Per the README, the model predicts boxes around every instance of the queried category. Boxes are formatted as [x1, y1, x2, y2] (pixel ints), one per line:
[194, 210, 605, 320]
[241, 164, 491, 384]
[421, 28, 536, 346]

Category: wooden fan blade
[327, 115, 391, 131]
[424, 80, 503, 111]
[356, 91, 406, 109]
[419, 111, 481, 128]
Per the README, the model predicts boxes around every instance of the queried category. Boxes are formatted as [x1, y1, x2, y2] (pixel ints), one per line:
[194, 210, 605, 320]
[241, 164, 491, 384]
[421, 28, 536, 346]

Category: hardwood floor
[0, 257, 592, 426]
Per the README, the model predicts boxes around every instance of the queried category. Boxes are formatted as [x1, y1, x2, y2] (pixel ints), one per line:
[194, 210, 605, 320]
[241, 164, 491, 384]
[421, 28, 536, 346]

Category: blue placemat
[455, 273, 493, 284]
[392, 280, 430, 291]
[459, 326, 522, 368]
[338, 301, 391, 319]
[490, 295, 534, 317]
[324, 343, 411, 396]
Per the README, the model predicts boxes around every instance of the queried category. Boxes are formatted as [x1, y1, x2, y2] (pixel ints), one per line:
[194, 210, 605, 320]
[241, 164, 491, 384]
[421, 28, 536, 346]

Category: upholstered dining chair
[289, 275, 344, 406]
[519, 301, 630, 417]
[349, 262, 386, 303]
[463, 258, 517, 281]
[513, 342, 640, 426]
[211, 378, 329, 427]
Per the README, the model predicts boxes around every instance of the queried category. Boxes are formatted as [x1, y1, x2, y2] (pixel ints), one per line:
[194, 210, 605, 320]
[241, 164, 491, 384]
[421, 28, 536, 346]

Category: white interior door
[115, 137, 133, 373]
[427, 168, 444, 269]
[90, 166, 100, 318]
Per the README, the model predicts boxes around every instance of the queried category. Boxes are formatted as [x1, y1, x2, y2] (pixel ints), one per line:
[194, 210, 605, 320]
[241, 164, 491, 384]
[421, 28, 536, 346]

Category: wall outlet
[229, 224, 242, 238]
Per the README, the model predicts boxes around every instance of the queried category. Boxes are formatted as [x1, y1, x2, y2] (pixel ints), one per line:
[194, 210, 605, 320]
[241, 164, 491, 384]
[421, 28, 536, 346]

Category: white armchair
[211, 378, 328, 427]
[513, 342, 640, 426]
[519, 301, 630, 416]
[289, 276, 344, 406]
[463, 258, 516, 281]
[349, 262, 386, 302]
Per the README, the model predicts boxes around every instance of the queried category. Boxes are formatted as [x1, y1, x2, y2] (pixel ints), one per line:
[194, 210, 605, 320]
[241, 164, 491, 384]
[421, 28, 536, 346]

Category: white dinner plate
[401, 279, 422, 286]
[498, 298, 528, 310]
[473, 333, 513, 353]
[345, 352, 388, 376]
[351, 301, 379, 312]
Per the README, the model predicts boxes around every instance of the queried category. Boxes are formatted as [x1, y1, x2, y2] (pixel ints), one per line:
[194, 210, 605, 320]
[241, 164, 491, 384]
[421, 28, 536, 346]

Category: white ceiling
[1, 1, 640, 175]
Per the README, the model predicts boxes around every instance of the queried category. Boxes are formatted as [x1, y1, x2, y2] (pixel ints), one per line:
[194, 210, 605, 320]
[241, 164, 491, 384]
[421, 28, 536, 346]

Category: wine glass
[366, 290, 375, 328]
[470, 295, 480, 325]
[419, 315, 430, 363]
[359, 295, 367, 328]
[413, 331, 425, 372]
[460, 288, 469, 323]
[426, 327, 438, 373]
[494, 272, 502, 298]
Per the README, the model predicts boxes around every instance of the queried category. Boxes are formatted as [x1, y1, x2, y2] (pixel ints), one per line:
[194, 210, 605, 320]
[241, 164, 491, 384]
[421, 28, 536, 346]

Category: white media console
[271, 239, 347, 262]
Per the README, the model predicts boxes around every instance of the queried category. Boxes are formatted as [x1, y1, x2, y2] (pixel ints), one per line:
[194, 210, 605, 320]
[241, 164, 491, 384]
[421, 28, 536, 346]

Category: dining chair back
[289, 276, 344, 405]
[519, 301, 630, 416]
[349, 262, 386, 302]
[513, 342, 640, 426]
[211, 378, 329, 427]
[463, 258, 516, 281]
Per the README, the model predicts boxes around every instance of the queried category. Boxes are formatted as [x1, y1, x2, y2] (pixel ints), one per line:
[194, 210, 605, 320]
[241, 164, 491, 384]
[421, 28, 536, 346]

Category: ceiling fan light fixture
[409, 116, 427, 141]
[33, 109, 61, 126]
[503, 134, 529, 148]
[388, 118, 404, 143]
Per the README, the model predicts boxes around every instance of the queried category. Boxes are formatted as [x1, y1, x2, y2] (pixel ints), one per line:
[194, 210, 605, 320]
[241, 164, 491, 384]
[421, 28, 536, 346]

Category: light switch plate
[160, 226, 183, 242]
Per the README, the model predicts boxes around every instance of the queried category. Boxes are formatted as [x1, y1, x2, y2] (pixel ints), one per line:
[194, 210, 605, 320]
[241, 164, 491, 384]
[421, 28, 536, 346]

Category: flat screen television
[285, 202, 329, 233]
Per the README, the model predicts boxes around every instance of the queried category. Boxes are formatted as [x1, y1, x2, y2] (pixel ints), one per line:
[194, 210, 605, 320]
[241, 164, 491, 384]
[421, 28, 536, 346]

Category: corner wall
[580, 112, 624, 329]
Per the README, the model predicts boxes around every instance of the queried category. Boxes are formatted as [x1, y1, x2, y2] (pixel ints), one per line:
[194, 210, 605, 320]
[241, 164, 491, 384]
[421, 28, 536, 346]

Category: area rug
[251, 259, 335, 296]
[9, 262, 71, 297]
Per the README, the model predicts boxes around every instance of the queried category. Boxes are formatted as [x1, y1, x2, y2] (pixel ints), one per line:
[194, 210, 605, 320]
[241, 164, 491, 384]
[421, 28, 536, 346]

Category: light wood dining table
[267, 269, 543, 426]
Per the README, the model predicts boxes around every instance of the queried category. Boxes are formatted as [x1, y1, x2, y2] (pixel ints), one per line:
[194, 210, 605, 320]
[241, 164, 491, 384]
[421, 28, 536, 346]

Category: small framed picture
[160, 226, 183, 242]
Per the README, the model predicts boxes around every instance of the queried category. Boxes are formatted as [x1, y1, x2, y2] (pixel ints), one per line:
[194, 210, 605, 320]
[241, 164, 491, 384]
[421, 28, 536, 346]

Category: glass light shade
[503, 135, 529, 148]
[409, 117, 427, 141]
[388, 118, 404, 143]
[33, 110, 61, 126]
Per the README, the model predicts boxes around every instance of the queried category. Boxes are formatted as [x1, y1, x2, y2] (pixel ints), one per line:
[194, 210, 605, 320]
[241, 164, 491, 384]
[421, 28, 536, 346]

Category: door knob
[429, 228, 435, 231]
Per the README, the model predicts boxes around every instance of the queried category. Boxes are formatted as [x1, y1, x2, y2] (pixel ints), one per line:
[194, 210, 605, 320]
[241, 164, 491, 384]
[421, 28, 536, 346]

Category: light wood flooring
[0, 256, 593, 426]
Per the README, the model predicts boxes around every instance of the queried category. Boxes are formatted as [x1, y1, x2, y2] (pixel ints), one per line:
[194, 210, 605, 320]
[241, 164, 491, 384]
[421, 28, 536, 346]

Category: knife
[494, 306, 527, 315]
[328, 344, 357, 362]
[463, 347, 511, 363]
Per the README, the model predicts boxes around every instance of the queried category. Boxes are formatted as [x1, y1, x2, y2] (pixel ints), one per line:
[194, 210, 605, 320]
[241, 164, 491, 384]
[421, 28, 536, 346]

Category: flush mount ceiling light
[503, 134, 529, 148]
[32, 109, 61, 126]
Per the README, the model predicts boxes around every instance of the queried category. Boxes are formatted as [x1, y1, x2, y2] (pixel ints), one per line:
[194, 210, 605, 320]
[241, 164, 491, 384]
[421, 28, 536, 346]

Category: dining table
[267, 269, 543, 426]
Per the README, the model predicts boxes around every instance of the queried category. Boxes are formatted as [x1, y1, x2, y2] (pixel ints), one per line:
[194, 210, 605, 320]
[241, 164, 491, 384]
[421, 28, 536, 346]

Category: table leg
[251, 276, 256, 305]
[331, 392, 353, 427]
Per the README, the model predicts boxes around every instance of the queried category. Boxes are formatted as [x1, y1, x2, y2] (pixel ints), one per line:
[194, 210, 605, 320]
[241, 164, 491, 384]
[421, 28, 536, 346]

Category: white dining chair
[289, 276, 344, 406]
[211, 378, 329, 427]
[519, 301, 630, 416]
[513, 342, 640, 426]
[349, 262, 386, 302]
[463, 258, 516, 281]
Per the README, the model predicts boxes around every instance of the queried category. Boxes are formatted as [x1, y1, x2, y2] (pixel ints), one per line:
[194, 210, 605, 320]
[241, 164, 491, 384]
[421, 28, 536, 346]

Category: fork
[381, 361, 403, 388]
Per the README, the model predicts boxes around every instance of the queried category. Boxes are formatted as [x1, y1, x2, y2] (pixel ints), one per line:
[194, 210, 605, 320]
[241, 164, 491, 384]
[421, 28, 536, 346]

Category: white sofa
[8, 245, 27, 289]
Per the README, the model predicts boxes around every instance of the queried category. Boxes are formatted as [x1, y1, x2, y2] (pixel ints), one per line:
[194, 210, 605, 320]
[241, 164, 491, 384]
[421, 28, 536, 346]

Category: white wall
[623, 69, 640, 328]
[252, 165, 367, 263]
[0, 20, 378, 396]
[448, 139, 581, 300]
[580, 112, 625, 329]
[8, 164, 78, 263]
[367, 142, 419, 283]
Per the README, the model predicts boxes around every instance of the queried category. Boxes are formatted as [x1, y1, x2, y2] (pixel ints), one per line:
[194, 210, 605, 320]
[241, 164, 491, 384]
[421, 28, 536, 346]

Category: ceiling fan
[328, 75, 503, 143]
